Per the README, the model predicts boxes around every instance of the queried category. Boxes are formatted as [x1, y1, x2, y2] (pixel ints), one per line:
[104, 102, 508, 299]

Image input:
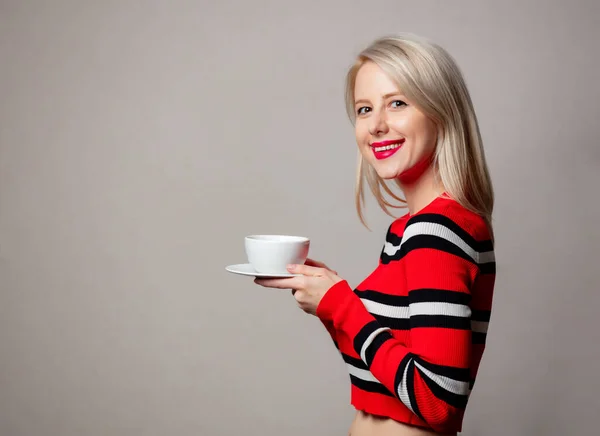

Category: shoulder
[403, 196, 494, 267]
[407, 195, 492, 244]
[388, 212, 410, 236]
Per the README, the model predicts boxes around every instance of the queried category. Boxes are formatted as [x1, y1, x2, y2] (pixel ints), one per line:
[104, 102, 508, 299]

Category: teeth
[374, 143, 402, 152]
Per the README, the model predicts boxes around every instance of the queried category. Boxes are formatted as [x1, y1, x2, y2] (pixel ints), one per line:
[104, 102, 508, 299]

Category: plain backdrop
[1, 1, 599, 435]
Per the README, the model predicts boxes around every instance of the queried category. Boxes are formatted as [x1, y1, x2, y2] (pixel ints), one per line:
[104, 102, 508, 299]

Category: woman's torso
[349, 411, 457, 436]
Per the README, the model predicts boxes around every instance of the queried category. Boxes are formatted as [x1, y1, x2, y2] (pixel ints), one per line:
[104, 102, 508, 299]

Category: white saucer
[225, 263, 299, 278]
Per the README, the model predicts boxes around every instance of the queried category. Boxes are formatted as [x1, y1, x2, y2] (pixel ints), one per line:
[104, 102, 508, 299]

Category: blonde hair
[345, 34, 495, 239]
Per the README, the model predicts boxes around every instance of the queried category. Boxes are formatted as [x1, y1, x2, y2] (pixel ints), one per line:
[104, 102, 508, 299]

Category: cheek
[387, 116, 407, 134]
[419, 119, 438, 151]
[397, 118, 437, 183]
[404, 119, 436, 157]
[355, 123, 369, 145]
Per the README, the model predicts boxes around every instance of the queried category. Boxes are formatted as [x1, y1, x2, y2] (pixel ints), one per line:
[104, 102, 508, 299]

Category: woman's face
[353, 61, 438, 183]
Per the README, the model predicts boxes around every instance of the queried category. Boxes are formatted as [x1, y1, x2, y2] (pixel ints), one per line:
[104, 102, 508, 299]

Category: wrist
[316, 279, 354, 321]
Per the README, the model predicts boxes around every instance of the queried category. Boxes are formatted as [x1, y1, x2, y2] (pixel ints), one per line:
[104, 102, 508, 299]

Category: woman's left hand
[254, 263, 343, 315]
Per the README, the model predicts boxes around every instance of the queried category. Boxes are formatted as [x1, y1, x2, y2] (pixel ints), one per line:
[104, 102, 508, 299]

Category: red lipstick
[370, 138, 405, 160]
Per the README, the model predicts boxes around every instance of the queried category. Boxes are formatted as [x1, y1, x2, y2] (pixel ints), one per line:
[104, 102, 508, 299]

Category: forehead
[354, 61, 402, 99]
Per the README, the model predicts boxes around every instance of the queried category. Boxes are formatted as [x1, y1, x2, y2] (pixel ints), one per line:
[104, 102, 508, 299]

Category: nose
[368, 109, 389, 136]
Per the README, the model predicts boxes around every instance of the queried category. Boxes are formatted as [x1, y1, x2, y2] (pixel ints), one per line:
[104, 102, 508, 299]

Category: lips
[370, 138, 405, 160]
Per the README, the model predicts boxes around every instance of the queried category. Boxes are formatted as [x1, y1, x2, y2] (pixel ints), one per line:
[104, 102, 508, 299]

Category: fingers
[254, 275, 311, 290]
[291, 289, 309, 309]
[304, 258, 325, 268]
[287, 263, 325, 277]
[254, 277, 304, 289]
[303, 258, 337, 275]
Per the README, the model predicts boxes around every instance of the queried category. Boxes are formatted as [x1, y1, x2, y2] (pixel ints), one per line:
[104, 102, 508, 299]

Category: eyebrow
[354, 92, 403, 106]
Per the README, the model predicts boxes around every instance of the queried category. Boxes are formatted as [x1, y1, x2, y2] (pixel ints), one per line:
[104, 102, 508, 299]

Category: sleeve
[316, 214, 491, 433]
[319, 318, 339, 348]
[318, 222, 396, 349]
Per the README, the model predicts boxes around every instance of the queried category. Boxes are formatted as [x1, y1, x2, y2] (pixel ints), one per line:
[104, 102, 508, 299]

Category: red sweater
[316, 195, 496, 434]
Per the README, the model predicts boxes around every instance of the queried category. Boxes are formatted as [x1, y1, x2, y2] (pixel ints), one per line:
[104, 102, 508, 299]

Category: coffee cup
[245, 235, 310, 274]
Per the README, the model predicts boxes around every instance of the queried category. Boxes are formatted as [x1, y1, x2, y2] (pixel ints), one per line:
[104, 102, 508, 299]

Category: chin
[374, 168, 403, 180]
[363, 150, 416, 181]
[370, 160, 407, 180]
[364, 153, 407, 180]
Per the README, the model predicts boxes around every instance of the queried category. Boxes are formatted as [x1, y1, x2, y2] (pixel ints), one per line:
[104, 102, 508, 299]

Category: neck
[399, 162, 445, 216]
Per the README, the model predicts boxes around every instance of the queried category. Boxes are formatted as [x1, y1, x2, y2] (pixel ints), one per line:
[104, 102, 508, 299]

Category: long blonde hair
[345, 34, 495, 239]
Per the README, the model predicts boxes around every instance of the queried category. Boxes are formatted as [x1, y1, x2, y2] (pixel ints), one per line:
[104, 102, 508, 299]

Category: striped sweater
[316, 195, 496, 434]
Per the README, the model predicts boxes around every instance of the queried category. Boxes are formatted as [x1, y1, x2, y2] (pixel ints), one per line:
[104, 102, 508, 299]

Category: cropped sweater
[316, 195, 496, 434]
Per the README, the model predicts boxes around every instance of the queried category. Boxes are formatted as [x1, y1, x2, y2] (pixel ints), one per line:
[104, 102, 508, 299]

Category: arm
[320, 318, 340, 348]
[316, 214, 493, 433]
[304, 258, 341, 347]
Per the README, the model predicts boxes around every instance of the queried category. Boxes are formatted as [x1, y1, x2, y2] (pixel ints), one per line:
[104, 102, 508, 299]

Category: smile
[370, 139, 405, 160]
[373, 143, 402, 152]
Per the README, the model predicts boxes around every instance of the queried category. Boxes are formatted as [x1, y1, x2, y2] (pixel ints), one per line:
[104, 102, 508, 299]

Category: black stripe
[380, 227, 402, 262]
[380, 248, 401, 265]
[381, 213, 496, 272]
[382, 233, 477, 266]
[480, 262, 496, 275]
[471, 310, 491, 322]
[386, 229, 403, 246]
[469, 379, 475, 390]
[364, 330, 393, 367]
[407, 213, 493, 253]
[350, 375, 395, 397]
[472, 332, 487, 345]
[413, 357, 470, 382]
[403, 234, 476, 265]
[380, 224, 401, 263]
[411, 315, 471, 330]
[353, 321, 380, 356]
[380, 249, 397, 264]
[407, 360, 425, 421]
[355, 289, 409, 307]
[382, 240, 497, 273]
[341, 352, 368, 370]
[409, 288, 472, 305]
[371, 313, 410, 330]
[417, 367, 469, 410]
[394, 354, 413, 400]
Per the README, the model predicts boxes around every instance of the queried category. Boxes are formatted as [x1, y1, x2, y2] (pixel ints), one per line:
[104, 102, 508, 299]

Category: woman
[255, 33, 496, 436]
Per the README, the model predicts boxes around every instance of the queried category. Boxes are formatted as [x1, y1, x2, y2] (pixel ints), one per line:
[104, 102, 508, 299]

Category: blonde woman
[255, 34, 496, 436]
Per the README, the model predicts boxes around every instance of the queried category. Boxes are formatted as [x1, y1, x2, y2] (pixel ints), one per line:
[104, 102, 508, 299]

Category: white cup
[245, 235, 310, 274]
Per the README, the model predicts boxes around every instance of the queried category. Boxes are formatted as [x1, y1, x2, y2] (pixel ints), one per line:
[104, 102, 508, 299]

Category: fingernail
[287, 264, 296, 270]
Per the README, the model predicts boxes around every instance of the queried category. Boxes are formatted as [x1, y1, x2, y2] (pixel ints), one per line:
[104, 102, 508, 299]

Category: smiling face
[353, 61, 438, 183]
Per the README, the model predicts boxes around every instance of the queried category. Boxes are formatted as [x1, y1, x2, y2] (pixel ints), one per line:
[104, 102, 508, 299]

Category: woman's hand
[303, 258, 338, 275]
[254, 259, 343, 315]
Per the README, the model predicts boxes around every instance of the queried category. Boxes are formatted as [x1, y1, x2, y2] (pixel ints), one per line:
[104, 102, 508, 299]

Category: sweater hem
[349, 386, 463, 434]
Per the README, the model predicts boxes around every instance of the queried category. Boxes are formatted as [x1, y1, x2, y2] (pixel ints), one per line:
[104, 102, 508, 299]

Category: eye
[356, 106, 371, 115]
[390, 100, 407, 108]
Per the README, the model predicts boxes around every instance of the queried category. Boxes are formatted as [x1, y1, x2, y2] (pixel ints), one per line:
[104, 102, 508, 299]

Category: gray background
[1, 0, 599, 435]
